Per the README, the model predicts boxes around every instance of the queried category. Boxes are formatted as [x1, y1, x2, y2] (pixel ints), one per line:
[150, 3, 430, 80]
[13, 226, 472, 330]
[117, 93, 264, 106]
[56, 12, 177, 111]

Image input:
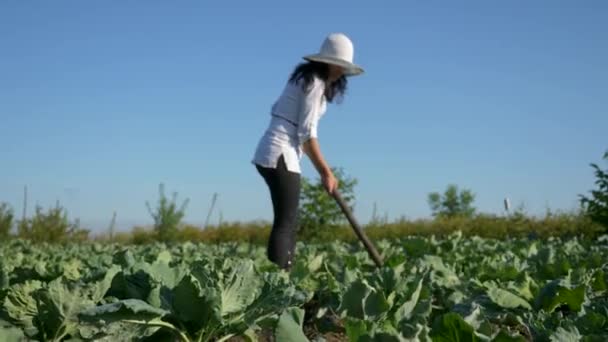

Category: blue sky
[1, 1, 606, 233]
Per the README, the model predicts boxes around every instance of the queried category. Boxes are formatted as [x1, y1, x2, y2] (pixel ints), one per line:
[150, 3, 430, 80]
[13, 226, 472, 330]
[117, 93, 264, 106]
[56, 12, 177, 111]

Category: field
[1, 232, 607, 341]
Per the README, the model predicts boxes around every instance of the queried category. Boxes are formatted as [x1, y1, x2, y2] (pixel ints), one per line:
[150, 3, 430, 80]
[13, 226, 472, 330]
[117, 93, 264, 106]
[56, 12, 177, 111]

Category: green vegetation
[0, 203, 13, 239]
[298, 167, 357, 240]
[580, 150, 608, 232]
[0, 163, 605, 244]
[428, 184, 476, 219]
[16, 202, 88, 243]
[91, 210, 599, 246]
[145, 183, 190, 243]
[0, 148, 606, 244]
[0, 233, 607, 340]
[0, 148, 606, 340]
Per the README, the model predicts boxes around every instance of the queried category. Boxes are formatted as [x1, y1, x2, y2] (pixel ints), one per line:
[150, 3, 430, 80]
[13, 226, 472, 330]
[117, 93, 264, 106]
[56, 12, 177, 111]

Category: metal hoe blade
[332, 189, 384, 268]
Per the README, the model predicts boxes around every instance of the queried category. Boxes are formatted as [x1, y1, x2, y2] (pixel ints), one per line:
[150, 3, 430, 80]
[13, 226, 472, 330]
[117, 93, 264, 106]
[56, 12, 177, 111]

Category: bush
[104, 208, 602, 246]
[364, 211, 603, 241]
[17, 202, 89, 243]
[198, 222, 271, 244]
[580, 150, 608, 231]
[298, 167, 357, 240]
[146, 183, 189, 242]
[428, 184, 476, 218]
[129, 226, 158, 245]
[0, 202, 14, 239]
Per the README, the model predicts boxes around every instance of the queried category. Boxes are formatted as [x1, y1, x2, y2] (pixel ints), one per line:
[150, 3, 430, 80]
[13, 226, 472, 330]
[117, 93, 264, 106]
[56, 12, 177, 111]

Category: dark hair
[288, 61, 347, 103]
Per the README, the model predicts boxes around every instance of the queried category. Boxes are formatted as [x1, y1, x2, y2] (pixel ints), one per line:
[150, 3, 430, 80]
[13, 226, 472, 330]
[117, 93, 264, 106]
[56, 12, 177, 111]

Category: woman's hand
[302, 138, 338, 194]
[321, 170, 339, 195]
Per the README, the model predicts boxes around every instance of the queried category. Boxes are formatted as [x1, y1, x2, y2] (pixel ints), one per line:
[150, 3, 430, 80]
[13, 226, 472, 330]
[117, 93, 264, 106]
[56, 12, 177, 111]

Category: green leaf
[219, 259, 261, 317]
[146, 284, 173, 311]
[506, 274, 537, 301]
[107, 255, 187, 309]
[549, 326, 582, 342]
[420, 255, 460, 288]
[106, 269, 155, 301]
[372, 334, 402, 341]
[79, 299, 168, 324]
[344, 318, 404, 342]
[403, 238, 433, 257]
[155, 250, 173, 264]
[461, 305, 484, 331]
[308, 254, 324, 273]
[479, 265, 520, 283]
[410, 286, 433, 320]
[364, 289, 390, 320]
[113, 249, 135, 268]
[83, 322, 161, 341]
[375, 262, 407, 295]
[429, 313, 478, 342]
[0, 264, 9, 290]
[534, 280, 585, 313]
[121, 255, 187, 289]
[274, 307, 309, 342]
[447, 290, 466, 306]
[338, 278, 371, 319]
[345, 318, 369, 342]
[1, 280, 43, 337]
[591, 270, 607, 292]
[87, 265, 121, 304]
[172, 274, 220, 334]
[487, 287, 532, 310]
[399, 322, 431, 341]
[394, 278, 423, 323]
[62, 259, 82, 281]
[241, 271, 306, 330]
[372, 323, 406, 342]
[492, 330, 526, 342]
[33, 278, 96, 341]
[238, 328, 258, 342]
[343, 267, 361, 285]
[0, 319, 25, 342]
[576, 312, 606, 335]
[149, 263, 184, 290]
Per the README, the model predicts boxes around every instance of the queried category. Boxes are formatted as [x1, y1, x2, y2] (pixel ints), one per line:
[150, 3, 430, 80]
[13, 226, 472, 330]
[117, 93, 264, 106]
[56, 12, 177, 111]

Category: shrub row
[91, 210, 604, 245]
[2, 202, 603, 245]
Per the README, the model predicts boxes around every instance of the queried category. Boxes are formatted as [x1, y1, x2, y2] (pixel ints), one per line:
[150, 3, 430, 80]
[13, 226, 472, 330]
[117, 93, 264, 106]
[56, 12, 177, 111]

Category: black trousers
[255, 155, 300, 270]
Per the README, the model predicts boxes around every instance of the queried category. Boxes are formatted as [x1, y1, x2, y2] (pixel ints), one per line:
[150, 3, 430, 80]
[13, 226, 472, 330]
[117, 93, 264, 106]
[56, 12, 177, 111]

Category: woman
[252, 33, 364, 270]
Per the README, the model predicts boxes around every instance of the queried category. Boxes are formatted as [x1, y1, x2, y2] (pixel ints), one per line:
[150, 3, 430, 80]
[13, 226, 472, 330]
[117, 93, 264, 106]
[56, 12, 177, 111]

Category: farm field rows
[0, 232, 607, 341]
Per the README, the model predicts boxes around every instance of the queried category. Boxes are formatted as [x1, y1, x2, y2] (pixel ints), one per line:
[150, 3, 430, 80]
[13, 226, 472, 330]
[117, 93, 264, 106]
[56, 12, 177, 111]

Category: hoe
[332, 190, 384, 268]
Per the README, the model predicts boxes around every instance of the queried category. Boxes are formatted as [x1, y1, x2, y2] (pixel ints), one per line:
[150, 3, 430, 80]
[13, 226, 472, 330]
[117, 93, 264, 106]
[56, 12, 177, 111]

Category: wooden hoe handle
[332, 190, 384, 268]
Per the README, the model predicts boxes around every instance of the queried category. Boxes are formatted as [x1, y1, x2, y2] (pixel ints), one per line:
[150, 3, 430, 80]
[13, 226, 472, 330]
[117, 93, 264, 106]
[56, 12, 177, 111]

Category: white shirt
[252, 75, 327, 174]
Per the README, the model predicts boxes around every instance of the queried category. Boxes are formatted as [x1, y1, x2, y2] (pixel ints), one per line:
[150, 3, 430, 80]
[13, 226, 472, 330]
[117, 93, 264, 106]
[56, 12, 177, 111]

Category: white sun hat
[303, 33, 364, 76]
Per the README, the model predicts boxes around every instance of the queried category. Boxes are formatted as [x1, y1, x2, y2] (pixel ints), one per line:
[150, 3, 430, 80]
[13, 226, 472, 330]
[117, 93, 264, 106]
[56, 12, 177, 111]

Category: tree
[0, 202, 14, 239]
[146, 183, 190, 242]
[580, 150, 608, 230]
[17, 202, 89, 243]
[428, 184, 476, 218]
[298, 167, 357, 240]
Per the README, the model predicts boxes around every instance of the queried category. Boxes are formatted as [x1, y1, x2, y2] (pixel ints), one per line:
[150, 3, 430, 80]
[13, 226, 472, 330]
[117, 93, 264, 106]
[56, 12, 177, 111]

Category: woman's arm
[296, 77, 338, 194]
[303, 138, 338, 194]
